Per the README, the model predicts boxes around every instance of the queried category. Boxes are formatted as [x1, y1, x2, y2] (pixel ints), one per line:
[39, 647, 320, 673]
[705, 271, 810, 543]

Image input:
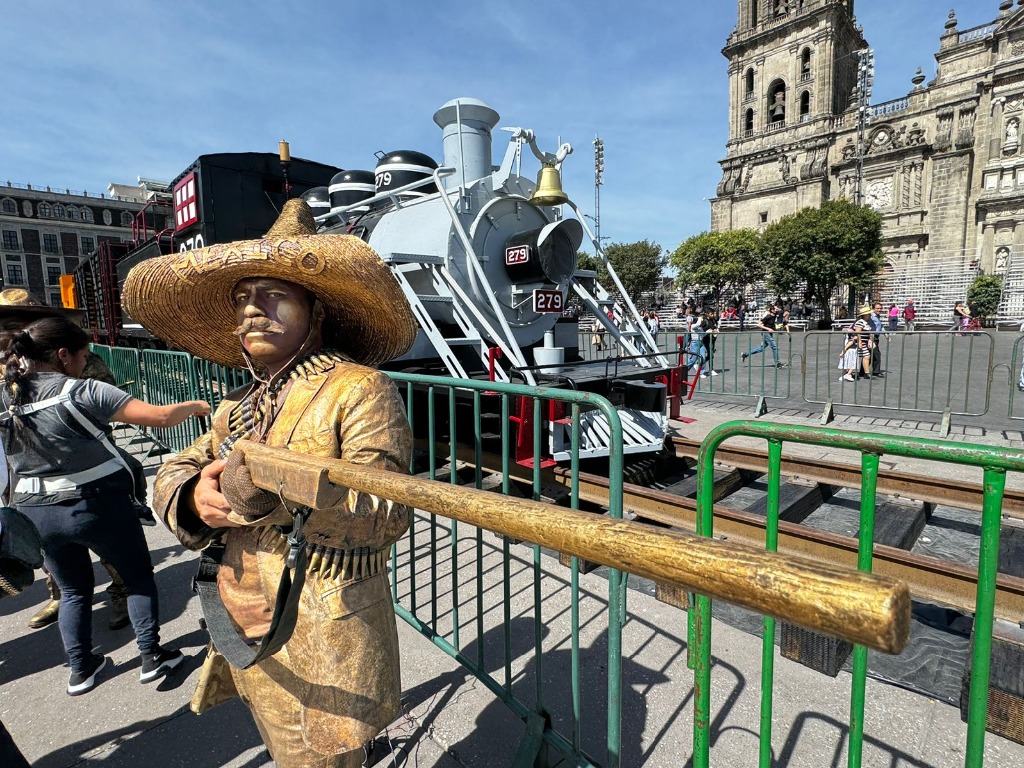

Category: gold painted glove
[220, 448, 280, 521]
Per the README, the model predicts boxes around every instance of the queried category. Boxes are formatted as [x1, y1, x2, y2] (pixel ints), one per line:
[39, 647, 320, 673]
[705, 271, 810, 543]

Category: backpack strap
[55, 379, 133, 478]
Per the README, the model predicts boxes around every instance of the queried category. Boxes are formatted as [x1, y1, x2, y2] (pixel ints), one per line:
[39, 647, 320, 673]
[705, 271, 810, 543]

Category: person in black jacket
[741, 304, 786, 368]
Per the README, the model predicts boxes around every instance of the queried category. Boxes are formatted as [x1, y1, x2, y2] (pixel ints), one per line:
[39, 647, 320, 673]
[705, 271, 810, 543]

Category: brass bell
[530, 163, 569, 206]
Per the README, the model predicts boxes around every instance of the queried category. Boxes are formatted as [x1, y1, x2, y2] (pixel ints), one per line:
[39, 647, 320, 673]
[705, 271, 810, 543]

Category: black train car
[75, 152, 339, 344]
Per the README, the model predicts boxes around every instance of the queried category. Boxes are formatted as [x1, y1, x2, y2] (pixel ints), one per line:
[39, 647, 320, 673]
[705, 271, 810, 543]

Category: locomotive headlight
[503, 218, 583, 286]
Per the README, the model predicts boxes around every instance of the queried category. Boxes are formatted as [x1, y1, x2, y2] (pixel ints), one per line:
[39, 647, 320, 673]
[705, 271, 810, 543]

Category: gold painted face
[232, 277, 314, 373]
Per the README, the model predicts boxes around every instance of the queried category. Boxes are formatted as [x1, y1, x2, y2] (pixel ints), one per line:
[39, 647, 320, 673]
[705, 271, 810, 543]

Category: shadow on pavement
[33, 700, 269, 768]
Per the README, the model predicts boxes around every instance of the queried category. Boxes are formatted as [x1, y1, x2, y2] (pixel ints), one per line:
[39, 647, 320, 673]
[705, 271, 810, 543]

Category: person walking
[684, 307, 705, 373]
[887, 303, 899, 332]
[741, 303, 786, 368]
[0, 316, 209, 695]
[591, 317, 604, 352]
[902, 300, 916, 332]
[870, 301, 886, 376]
[847, 305, 875, 380]
[838, 329, 859, 381]
[700, 309, 719, 377]
[952, 302, 969, 332]
[838, 308, 872, 381]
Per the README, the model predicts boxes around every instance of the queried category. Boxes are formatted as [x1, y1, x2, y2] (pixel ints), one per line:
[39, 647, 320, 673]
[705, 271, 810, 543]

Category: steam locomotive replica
[73, 97, 681, 461]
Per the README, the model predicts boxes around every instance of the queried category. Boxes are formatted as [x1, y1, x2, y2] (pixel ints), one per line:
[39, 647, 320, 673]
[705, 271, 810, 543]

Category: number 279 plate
[533, 289, 564, 313]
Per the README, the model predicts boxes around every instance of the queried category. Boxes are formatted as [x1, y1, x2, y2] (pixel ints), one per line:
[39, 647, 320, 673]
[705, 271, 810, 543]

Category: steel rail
[669, 436, 1024, 519]
[437, 442, 1024, 623]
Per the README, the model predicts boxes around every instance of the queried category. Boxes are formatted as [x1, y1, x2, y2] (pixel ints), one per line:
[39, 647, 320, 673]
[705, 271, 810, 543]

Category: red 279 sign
[505, 245, 530, 265]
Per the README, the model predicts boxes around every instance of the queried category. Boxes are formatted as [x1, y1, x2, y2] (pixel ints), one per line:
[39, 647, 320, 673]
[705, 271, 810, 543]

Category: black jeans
[871, 337, 883, 375]
[23, 493, 161, 672]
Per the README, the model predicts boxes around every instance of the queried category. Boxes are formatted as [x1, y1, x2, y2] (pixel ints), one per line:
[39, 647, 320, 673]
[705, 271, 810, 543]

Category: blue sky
[0, 1, 996, 258]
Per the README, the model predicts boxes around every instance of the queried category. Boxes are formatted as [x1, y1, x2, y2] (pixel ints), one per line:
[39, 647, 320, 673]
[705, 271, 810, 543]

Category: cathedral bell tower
[712, 0, 867, 232]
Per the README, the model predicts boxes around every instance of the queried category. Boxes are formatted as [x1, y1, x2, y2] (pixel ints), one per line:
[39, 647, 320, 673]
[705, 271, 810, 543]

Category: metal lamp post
[593, 136, 604, 254]
[854, 48, 874, 206]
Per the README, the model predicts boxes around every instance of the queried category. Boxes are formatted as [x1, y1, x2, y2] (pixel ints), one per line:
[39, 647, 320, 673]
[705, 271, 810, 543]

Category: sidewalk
[2, 411, 1024, 766]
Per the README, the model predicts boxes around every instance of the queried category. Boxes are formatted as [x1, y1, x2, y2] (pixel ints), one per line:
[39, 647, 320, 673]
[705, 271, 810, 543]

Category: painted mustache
[236, 318, 286, 336]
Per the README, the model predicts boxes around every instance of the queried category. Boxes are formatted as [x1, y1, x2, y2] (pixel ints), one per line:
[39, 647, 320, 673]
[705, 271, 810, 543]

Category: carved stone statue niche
[1005, 118, 1020, 155]
[996, 247, 1010, 274]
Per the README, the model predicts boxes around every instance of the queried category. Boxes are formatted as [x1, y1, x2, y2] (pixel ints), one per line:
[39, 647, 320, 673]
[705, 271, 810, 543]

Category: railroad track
[428, 437, 1024, 625]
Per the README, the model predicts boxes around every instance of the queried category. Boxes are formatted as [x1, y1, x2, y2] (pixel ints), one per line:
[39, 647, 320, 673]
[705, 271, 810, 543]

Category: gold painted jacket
[154, 362, 412, 754]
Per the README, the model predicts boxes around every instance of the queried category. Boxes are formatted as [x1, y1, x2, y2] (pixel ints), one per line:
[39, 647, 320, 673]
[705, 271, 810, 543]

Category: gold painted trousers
[232, 657, 366, 768]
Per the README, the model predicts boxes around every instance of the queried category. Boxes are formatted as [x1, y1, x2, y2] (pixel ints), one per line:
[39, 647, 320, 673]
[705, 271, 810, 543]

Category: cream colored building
[711, 0, 1024, 321]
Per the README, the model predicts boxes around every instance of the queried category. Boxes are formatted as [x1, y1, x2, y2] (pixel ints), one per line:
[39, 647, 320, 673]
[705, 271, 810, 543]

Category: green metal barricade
[386, 372, 627, 767]
[102, 346, 144, 402]
[192, 356, 251, 411]
[140, 349, 203, 453]
[802, 330, 994, 418]
[687, 330, 794, 403]
[1009, 335, 1024, 422]
[88, 343, 112, 371]
[691, 420, 1024, 768]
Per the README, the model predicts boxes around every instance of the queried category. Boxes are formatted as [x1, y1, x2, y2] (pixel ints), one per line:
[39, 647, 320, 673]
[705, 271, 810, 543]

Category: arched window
[744, 109, 755, 135]
[52, 203, 65, 218]
[1, 198, 16, 214]
[66, 205, 78, 221]
[799, 90, 811, 120]
[800, 48, 812, 80]
[767, 79, 787, 126]
[751, 1, 758, 27]
[121, 210, 133, 226]
[744, 68, 755, 99]
[37, 202, 51, 218]
[82, 207, 94, 223]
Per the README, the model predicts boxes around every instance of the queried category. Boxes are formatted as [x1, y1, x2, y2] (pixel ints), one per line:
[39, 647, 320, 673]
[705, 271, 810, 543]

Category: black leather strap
[193, 508, 309, 670]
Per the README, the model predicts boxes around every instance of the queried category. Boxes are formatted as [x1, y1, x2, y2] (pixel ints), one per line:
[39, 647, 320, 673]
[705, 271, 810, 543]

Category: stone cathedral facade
[711, 0, 1024, 321]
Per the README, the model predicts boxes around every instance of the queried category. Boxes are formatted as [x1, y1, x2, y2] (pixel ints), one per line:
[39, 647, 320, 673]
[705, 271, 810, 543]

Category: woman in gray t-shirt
[1, 317, 209, 696]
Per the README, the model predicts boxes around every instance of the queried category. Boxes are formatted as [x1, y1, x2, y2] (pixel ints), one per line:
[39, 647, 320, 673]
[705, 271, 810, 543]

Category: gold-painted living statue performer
[122, 199, 418, 767]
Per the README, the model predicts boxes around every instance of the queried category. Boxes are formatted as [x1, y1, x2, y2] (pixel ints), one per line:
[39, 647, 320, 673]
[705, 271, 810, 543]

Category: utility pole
[847, 49, 874, 313]
[593, 136, 604, 254]
[854, 48, 874, 206]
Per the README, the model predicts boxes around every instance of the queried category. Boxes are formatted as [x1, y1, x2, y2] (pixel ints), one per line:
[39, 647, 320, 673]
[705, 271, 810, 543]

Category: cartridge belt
[301, 542, 389, 582]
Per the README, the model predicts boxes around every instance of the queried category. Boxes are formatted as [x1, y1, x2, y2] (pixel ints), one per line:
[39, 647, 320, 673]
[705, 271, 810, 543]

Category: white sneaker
[710, 370, 719, 376]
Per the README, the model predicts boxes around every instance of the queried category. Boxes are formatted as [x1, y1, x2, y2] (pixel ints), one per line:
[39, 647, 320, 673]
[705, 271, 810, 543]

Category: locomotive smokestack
[433, 97, 500, 190]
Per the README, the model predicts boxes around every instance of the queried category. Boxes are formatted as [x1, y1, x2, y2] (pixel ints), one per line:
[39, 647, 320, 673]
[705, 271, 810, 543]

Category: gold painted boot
[28, 599, 60, 629]
[104, 561, 131, 630]
[107, 595, 130, 630]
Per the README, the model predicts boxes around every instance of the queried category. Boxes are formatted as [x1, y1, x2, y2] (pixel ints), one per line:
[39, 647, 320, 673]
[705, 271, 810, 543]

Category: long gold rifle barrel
[237, 441, 910, 655]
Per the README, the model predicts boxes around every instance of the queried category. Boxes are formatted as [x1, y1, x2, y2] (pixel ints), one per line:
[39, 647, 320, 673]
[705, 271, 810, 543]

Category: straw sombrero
[0, 288, 86, 326]
[121, 199, 417, 368]
[858, 304, 873, 316]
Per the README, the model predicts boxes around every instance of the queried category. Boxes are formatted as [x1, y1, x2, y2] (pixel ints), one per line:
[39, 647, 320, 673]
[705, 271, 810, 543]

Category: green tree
[761, 199, 884, 325]
[576, 252, 599, 273]
[670, 229, 764, 307]
[602, 240, 666, 302]
[966, 274, 1003, 320]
